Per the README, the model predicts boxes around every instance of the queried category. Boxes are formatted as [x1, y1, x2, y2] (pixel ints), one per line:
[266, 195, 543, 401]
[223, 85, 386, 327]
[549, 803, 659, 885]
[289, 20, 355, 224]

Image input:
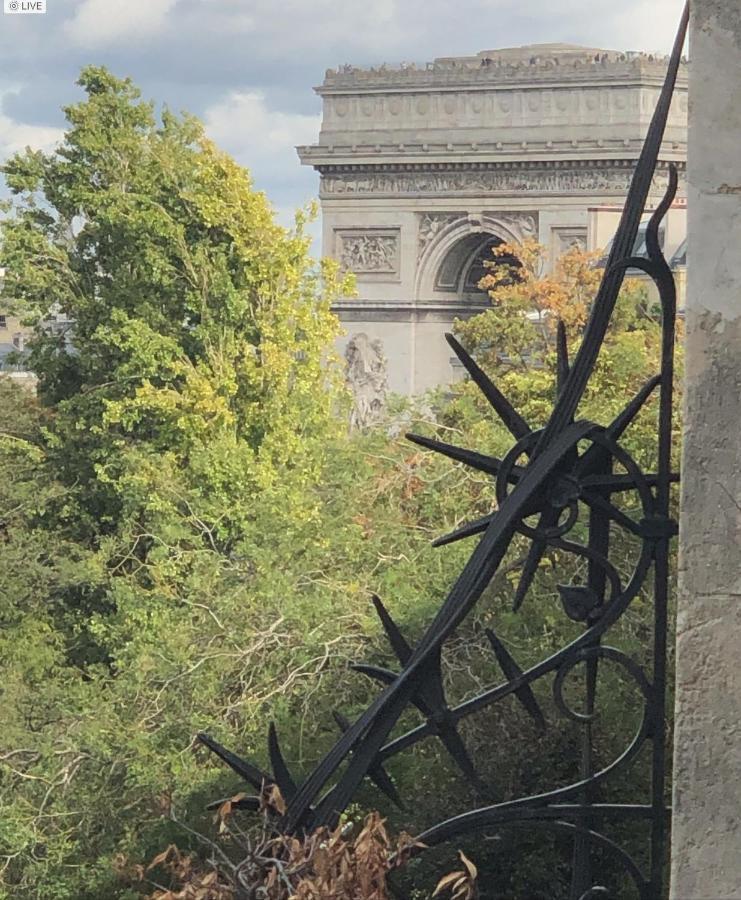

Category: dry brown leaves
[144, 845, 234, 900]
[136, 791, 476, 900]
[432, 851, 479, 900]
[245, 811, 418, 900]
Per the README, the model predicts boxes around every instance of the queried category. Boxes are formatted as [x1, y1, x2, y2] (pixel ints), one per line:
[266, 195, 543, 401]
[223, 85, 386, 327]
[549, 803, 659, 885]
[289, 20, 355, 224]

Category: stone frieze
[321, 163, 685, 198]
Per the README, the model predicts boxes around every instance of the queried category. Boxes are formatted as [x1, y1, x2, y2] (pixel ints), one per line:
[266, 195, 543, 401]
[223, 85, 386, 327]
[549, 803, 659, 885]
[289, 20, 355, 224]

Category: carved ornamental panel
[335, 228, 401, 280]
[552, 226, 588, 256]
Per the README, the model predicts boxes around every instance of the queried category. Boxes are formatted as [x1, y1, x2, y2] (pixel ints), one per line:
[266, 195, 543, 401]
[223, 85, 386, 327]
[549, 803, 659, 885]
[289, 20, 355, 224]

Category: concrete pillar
[671, 3, 741, 898]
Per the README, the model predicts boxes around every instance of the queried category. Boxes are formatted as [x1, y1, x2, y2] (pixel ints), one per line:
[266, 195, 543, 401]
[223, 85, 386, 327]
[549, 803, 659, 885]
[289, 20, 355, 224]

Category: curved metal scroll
[198, 6, 687, 898]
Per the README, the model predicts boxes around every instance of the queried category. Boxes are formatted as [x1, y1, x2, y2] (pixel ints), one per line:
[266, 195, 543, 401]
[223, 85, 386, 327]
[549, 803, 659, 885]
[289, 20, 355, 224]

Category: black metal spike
[445, 333, 531, 440]
[433, 720, 485, 790]
[197, 732, 272, 791]
[354, 663, 480, 788]
[574, 375, 661, 481]
[352, 663, 434, 717]
[605, 375, 661, 442]
[512, 501, 566, 612]
[268, 722, 298, 802]
[371, 594, 413, 665]
[485, 629, 546, 730]
[364, 760, 405, 810]
[512, 537, 546, 612]
[432, 512, 494, 548]
[351, 662, 398, 688]
[406, 432, 503, 476]
[580, 490, 644, 537]
[556, 320, 570, 397]
[333, 711, 404, 809]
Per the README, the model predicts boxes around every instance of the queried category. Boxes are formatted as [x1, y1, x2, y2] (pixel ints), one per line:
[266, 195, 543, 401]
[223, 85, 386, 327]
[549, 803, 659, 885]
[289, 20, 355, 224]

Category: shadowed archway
[435, 233, 520, 303]
[415, 214, 526, 304]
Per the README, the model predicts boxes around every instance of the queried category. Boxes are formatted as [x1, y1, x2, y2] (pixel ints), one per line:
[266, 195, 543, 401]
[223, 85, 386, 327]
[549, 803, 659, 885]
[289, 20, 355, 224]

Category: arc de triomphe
[298, 44, 688, 396]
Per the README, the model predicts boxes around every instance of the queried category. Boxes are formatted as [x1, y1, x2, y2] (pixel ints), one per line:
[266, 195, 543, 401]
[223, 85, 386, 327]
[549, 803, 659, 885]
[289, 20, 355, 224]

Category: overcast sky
[1, 0, 687, 233]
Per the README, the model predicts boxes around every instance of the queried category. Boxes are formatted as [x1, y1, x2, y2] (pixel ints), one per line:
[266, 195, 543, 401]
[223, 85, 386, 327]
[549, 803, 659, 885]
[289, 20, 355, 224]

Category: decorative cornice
[298, 136, 687, 167]
[315, 159, 687, 174]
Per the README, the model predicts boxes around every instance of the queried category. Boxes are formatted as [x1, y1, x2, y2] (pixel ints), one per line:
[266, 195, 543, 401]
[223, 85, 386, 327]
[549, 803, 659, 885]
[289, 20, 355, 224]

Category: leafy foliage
[0, 70, 682, 900]
[1, 66, 350, 540]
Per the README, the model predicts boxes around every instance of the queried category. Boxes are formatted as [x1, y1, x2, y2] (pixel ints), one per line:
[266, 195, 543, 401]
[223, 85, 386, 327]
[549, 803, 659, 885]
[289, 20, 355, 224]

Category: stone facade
[298, 43, 688, 397]
[671, 4, 741, 898]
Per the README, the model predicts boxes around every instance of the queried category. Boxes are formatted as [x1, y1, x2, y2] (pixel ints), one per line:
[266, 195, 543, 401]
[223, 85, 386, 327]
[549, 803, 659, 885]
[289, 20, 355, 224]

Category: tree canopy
[1, 66, 349, 540]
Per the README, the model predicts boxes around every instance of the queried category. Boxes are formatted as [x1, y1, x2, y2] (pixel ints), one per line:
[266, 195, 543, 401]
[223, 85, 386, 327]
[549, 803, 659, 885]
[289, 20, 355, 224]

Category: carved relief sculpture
[417, 213, 464, 259]
[345, 333, 388, 430]
[321, 164, 685, 198]
[336, 230, 399, 275]
[553, 227, 588, 254]
[493, 212, 538, 241]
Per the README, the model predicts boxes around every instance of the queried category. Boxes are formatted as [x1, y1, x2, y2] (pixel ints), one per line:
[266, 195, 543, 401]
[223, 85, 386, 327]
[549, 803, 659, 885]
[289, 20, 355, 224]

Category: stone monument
[298, 44, 688, 396]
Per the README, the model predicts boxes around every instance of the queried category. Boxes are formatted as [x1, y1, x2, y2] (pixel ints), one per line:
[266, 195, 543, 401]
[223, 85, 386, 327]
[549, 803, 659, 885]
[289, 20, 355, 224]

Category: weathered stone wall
[671, 3, 741, 897]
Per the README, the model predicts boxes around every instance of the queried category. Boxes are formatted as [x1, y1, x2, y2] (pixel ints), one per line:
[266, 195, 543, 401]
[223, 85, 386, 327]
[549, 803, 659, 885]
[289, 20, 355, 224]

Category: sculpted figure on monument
[345, 333, 388, 430]
[418, 213, 463, 258]
[340, 234, 398, 273]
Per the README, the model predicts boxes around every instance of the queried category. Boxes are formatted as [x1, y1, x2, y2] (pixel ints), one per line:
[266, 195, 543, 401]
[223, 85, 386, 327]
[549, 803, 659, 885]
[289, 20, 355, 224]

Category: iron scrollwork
[198, 6, 688, 897]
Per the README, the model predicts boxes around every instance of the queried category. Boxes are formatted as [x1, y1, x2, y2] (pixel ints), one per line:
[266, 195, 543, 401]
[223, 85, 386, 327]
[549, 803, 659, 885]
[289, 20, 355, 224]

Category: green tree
[0, 67, 359, 899]
[1, 66, 349, 541]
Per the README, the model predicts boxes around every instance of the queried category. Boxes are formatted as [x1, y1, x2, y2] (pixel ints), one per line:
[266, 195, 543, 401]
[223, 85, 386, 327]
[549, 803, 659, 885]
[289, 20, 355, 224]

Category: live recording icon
[4, 0, 46, 11]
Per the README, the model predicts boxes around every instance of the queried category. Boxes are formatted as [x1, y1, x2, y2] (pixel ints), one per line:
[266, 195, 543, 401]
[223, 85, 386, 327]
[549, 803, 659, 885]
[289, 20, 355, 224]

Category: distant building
[298, 43, 688, 396]
[0, 316, 37, 391]
[0, 270, 72, 391]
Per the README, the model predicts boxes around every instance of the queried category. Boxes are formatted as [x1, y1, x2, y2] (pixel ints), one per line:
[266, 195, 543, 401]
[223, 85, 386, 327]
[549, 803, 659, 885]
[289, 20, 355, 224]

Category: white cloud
[0, 112, 62, 158]
[203, 90, 320, 183]
[64, 0, 181, 46]
[242, 0, 401, 57]
[559, 0, 686, 54]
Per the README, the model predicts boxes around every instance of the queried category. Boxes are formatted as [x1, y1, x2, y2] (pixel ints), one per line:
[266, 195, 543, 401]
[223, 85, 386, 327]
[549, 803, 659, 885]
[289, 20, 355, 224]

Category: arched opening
[434, 234, 520, 303]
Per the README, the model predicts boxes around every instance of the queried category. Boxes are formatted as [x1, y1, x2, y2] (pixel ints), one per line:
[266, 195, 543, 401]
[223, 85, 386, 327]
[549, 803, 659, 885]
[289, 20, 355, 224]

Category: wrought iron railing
[199, 6, 688, 897]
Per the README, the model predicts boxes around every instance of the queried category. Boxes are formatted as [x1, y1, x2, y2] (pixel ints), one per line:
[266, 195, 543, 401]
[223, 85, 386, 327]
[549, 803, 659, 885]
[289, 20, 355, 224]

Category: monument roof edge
[318, 51, 688, 92]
